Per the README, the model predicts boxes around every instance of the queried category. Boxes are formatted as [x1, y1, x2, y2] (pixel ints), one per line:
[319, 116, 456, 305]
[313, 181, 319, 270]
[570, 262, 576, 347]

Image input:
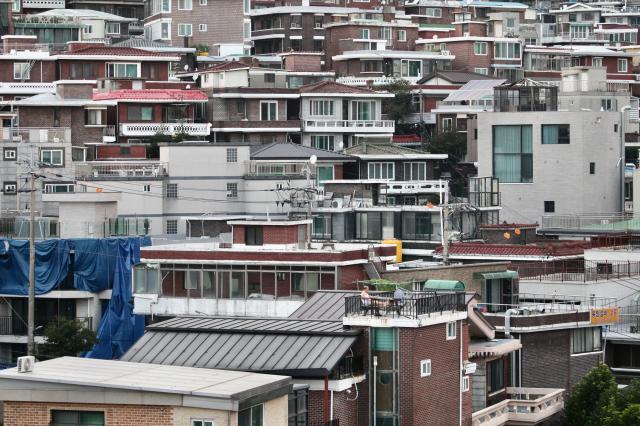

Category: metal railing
[75, 161, 168, 179]
[248, 161, 306, 177]
[515, 259, 640, 282]
[541, 213, 639, 232]
[478, 292, 617, 314]
[472, 388, 564, 426]
[0, 127, 70, 143]
[21, 0, 65, 8]
[103, 125, 116, 137]
[608, 303, 640, 334]
[105, 218, 150, 236]
[0, 316, 92, 336]
[120, 122, 210, 136]
[344, 291, 466, 319]
[336, 76, 421, 86]
[303, 120, 395, 131]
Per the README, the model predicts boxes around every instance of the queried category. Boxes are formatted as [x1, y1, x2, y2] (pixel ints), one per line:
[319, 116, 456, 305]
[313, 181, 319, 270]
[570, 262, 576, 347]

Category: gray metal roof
[443, 79, 507, 103]
[289, 291, 357, 321]
[251, 142, 355, 162]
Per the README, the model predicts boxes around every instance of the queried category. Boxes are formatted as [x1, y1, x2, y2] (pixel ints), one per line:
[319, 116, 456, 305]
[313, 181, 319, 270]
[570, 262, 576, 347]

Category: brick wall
[96, 145, 147, 159]
[339, 264, 369, 290]
[0, 60, 56, 82]
[3, 401, 174, 426]
[283, 54, 323, 72]
[168, 0, 244, 48]
[444, 40, 492, 72]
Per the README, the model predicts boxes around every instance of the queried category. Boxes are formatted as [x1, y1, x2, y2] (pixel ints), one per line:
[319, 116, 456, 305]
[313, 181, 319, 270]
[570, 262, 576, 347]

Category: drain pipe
[505, 309, 520, 338]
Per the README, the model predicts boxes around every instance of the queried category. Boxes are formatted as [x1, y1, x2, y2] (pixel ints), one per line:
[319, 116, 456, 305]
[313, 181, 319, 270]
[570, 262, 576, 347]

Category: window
[368, 162, 394, 179]
[161, 22, 170, 39]
[245, 226, 263, 246]
[3, 182, 16, 195]
[260, 101, 277, 120]
[106, 63, 140, 79]
[590, 162, 596, 175]
[143, 184, 151, 192]
[572, 327, 602, 354]
[404, 162, 426, 181]
[44, 183, 74, 193]
[3, 148, 16, 160]
[542, 124, 570, 144]
[401, 59, 422, 78]
[492, 125, 533, 183]
[227, 148, 237, 163]
[51, 410, 104, 426]
[84, 25, 93, 34]
[85, 109, 102, 126]
[263, 73, 275, 83]
[178, 23, 193, 37]
[12, 0, 19, 12]
[397, 30, 407, 42]
[619, 58, 628, 73]
[311, 135, 335, 151]
[487, 358, 505, 394]
[290, 14, 302, 29]
[615, 123, 619, 133]
[446, 321, 456, 340]
[199, 0, 207, 4]
[314, 15, 324, 29]
[544, 201, 555, 213]
[105, 23, 120, 34]
[361, 60, 382, 73]
[238, 404, 263, 426]
[227, 183, 238, 199]
[199, 24, 208, 32]
[358, 28, 370, 39]
[127, 105, 153, 121]
[462, 376, 470, 392]
[601, 99, 614, 111]
[317, 165, 334, 186]
[161, 0, 170, 12]
[474, 42, 487, 55]
[40, 149, 63, 166]
[474, 67, 489, 75]
[166, 183, 178, 198]
[13, 63, 30, 80]
[178, 0, 192, 9]
[426, 8, 441, 17]
[351, 100, 376, 120]
[494, 42, 521, 59]
[288, 387, 309, 426]
[593, 57, 603, 67]
[191, 420, 214, 426]
[442, 117, 453, 131]
[420, 359, 431, 377]
[71, 63, 96, 79]
[166, 219, 178, 235]
[506, 17, 516, 29]
[310, 100, 334, 116]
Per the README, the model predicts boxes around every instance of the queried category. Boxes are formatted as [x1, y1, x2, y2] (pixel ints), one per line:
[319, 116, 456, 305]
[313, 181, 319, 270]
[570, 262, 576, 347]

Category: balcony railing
[478, 292, 617, 314]
[541, 213, 640, 233]
[0, 127, 70, 143]
[247, 161, 306, 177]
[344, 291, 466, 319]
[472, 388, 564, 426]
[21, 0, 65, 8]
[120, 122, 211, 137]
[303, 119, 395, 133]
[75, 161, 168, 179]
[515, 259, 640, 282]
[336, 76, 421, 86]
[0, 316, 92, 336]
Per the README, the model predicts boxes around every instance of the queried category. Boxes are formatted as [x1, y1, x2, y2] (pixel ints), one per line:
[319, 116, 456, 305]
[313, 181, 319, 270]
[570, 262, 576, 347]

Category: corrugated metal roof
[443, 79, 506, 103]
[251, 142, 355, 161]
[289, 291, 357, 321]
[121, 330, 357, 377]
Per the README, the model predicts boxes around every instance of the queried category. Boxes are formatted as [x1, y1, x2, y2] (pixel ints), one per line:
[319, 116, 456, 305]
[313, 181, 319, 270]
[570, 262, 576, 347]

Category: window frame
[544, 200, 555, 213]
[260, 101, 278, 121]
[442, 117, 453, 131]
[13, 62, 30, 80]
[310, 100, 335, 117]
[571, 327, 602, 354]
[541, 124, 570, 145]
[492, 125, 533, 183]
[166, 183, 178, 199]
[40, 148, 64, 167]
[494, 42, 521, 60]
[199, 23, 208, 32]
[446, 321, 456, 340]
[3, 148, 16, 161]
[618, 58, 628, 73]
[226, 148, 238, 163]
[397, 29, 407, 42]
[474, 67, 489, 75]
[403, 162, 426, 181]
[238, 404, 264, 426]
[191, 420, 214, 426]
[368, 162, 394, 180]
[462, 375, 470, 392]
[85, 109, 103, 126]
[127, 105, 154, 121]
[227, 182, 238, 199]
[106, 63, 140, 79]
[105, 22, 121, 35]
[3, 182, 16, 195]
[178, 23, 193, 37]
[420, 359, 431, 377]
[50, 410, 105, 426]
[311, 135, 335, 151]
[474, 42, 488, 55]
[178, 0, 192, 10]
[426, 8, 442, 18]
[166, 219, 178, 235]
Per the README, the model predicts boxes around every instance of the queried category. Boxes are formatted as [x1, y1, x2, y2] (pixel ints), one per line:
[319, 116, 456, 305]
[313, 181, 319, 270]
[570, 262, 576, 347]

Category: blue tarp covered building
[0, 236, 151, 360]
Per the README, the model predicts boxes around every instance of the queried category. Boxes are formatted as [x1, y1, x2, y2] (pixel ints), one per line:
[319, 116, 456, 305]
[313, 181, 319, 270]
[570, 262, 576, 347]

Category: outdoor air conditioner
[331, 198, 343, 208]
[631, 326, 638, 334]
[17, 356, 35, 373]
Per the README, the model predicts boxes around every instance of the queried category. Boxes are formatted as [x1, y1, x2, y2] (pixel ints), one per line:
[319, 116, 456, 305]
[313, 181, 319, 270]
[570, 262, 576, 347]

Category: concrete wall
[476, 111, 621, 224]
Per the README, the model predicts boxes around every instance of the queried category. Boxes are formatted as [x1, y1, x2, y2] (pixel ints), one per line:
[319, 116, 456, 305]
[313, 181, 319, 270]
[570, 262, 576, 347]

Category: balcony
[540, 213, 640, 235]
[337, 76, 422, 86]
[303, 119, 395, 133]
[0, 316, 92, 336]
[247, 161, 306, 178]
[119, 122, 211, 137]
[21, 0, 65, 8]
[0, 127, 70, 143]
[472, 388, 564, 426]
[102, 125, 116, 143]
[75, 161, 168, 180]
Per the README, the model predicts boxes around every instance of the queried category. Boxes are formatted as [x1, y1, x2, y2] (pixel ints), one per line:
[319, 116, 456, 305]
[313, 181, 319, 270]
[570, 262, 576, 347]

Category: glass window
[260, 101, 277, 120]
[311, 135, 334, 151]
[178, 0, 192, 9]
[287, 387, 309, 425]
[403, 162, 426, 181]
[401, 59, 422, 78]
[40, 149, 63, 166]
[227, 183, 238, 199]
[361, 60, 382, 73]
[397, 30, 407, 42]
[368, 162, 394, 179]
[85, 109, 102, 125]
[245, 226, 263, 246]
[446, 321, 456, 339]
[358, 28, 370, 39]
[166, 183, 178, 198]
[474, 67, 489, 75]
[619, 58, 628, 73]
[310, 100, 334, 116]
[166, 219, 177, 234]
[12, 0, 19, 12]
[161, 22, 170, 39]
[227, 148, 238, 163]
[178, 23, 193, 37]
[593, 57, 603, 67]
[161, 0, 170, 12]
[544, 200, 555, 213]
[351, 100, 376, 120]
[492, 125, 533, 183]
[426, 8, 441, 17]
[127, 105, 153, 121]
[191, 420, 214, 426]
[71, 63, 96, 79]
[199, 24, 208, 32]
[3, 182, 16, 194]
[239, 404, 264, 426]
[105, 23, 120, 34]
[51, 410, 105, 426]
[572, 327, 602, 354]
[107, 63, 140, 79]
[13, 63, 30, 80]
[541, 124, 570, 144]
[487, 358, 505, 393]
[316, 165, 334, 186]
[474, 42, 487, 55]
[494, 42, 521, 59]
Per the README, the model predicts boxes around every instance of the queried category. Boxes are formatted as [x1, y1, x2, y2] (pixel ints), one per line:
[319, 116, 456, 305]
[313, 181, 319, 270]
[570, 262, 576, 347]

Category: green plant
[564, 364, 620, 426]
[37, 316, 98, 360]
[380, 79, 414, 124]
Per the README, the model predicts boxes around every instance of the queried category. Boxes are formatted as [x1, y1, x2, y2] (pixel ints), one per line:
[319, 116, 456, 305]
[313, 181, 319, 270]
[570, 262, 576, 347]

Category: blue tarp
[0, 236, 151, 359]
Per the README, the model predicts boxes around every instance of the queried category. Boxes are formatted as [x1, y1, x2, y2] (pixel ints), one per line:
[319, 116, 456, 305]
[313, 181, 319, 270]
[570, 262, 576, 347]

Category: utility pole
[27, 172, 35, 356]
[442, 203, 450, 265]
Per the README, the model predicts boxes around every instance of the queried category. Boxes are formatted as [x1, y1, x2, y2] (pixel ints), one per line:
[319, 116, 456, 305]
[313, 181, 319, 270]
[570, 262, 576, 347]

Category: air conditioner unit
[631, 325, 638, 334]
[331, 198, 343, 208]
[17, 356, 35, 373]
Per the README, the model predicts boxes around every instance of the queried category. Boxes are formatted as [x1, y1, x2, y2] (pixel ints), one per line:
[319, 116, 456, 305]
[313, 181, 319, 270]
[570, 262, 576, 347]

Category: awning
[469, 338, 522, 358]
[423, 279, 465, 291]
[473, 270, 519, 280]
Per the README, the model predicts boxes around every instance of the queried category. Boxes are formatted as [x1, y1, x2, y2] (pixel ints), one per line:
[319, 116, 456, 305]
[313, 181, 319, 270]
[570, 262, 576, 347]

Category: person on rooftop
[361, 285, 372, 306]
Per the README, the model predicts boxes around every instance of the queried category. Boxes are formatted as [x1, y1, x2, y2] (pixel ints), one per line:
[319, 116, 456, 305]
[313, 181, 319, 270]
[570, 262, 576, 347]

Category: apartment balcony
[246, 161, 306, 178]
[0, 316, 92, 337]
[472, 388, 564, 426]
[0, 82, 55, 95]
[251, 28, 286, 40]
[540, 31, 607, 44]
[337, 76, 422, 86]
[303, 119, 395, 133]
[21, 0, 65, 8]
[119, 122, 211, 137]
[103, 125, 116, 143]
[540, 213, 639, 235]
[0, 127, 70, 143]
[75, 161, 168, 180]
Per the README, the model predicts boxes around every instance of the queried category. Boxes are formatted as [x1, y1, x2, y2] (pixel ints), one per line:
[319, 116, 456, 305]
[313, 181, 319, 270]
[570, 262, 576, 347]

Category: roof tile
[93, 89, 208, 102]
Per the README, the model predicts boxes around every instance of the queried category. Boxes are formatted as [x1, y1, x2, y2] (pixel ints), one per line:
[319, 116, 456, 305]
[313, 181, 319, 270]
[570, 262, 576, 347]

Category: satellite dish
[309, 155, 317, 165]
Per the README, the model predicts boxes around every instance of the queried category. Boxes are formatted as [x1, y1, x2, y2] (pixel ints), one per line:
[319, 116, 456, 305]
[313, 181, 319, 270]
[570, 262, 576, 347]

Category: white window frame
[161, 0, 170, 12]
[401, 59, 422, 78]
[226, 182, 238, 199]
[358, 28, 370, 39]
[311, 135, 335, 151]
[191, 420, 214, 426]
[462, 376, 470, 392]
[12, 0, 19, 12]
[260, 101, 278, 121]
[3, 183, 16, 194]
[420, 359, 431, 377]
[160, 22, 170, 40]
[226, 148, 238, 163]
[446, 321, 456, 340]
[474, 41, 488, 55]
[3, 149, 16, 160]
[397, 30, 407, 42]
[44, 183, 74, 193]
[618, 58, 628, 73]
[178, 23, 193, 37]
[105, 22, 121, 35]
[106, 63, 140, 79]
[368, 162, 394, 180]
[426, 8, 442, 18]
[83, 25, 93, 35]
[40, 149, 64, 166]
[403, 162, 426, 181]
[199, 24, 208, 32]
[310, 100, 335, 117]
[199, 0, 207, 4]
[178, 0, 192, 10]
[442, 117, 453, 131]
[13, 63, 30, 80]
[143, 184, 151, 192]
[166, 219, 178, 235]
[85, 109, 102, 126]
[592, 57, 603, 67]
[494, 42, 521, 60]
[474, 67, 489, 75]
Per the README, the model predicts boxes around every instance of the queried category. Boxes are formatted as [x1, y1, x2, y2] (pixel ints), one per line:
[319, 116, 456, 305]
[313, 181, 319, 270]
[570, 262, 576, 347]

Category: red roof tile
[393, 134, 421, 143]
[93, 89, 208, 102]
[299, 80, 379, 94]
[433, 242, 588, 257]
[63, 46, 172, 57]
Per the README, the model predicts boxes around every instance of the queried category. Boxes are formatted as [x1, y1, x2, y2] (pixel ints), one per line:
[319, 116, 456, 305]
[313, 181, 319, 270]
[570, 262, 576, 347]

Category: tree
[37, 316, 98, 360]
[381, 79, 414, 124]
[426, 131, 467, 197]
[564, 364, 619, 426]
